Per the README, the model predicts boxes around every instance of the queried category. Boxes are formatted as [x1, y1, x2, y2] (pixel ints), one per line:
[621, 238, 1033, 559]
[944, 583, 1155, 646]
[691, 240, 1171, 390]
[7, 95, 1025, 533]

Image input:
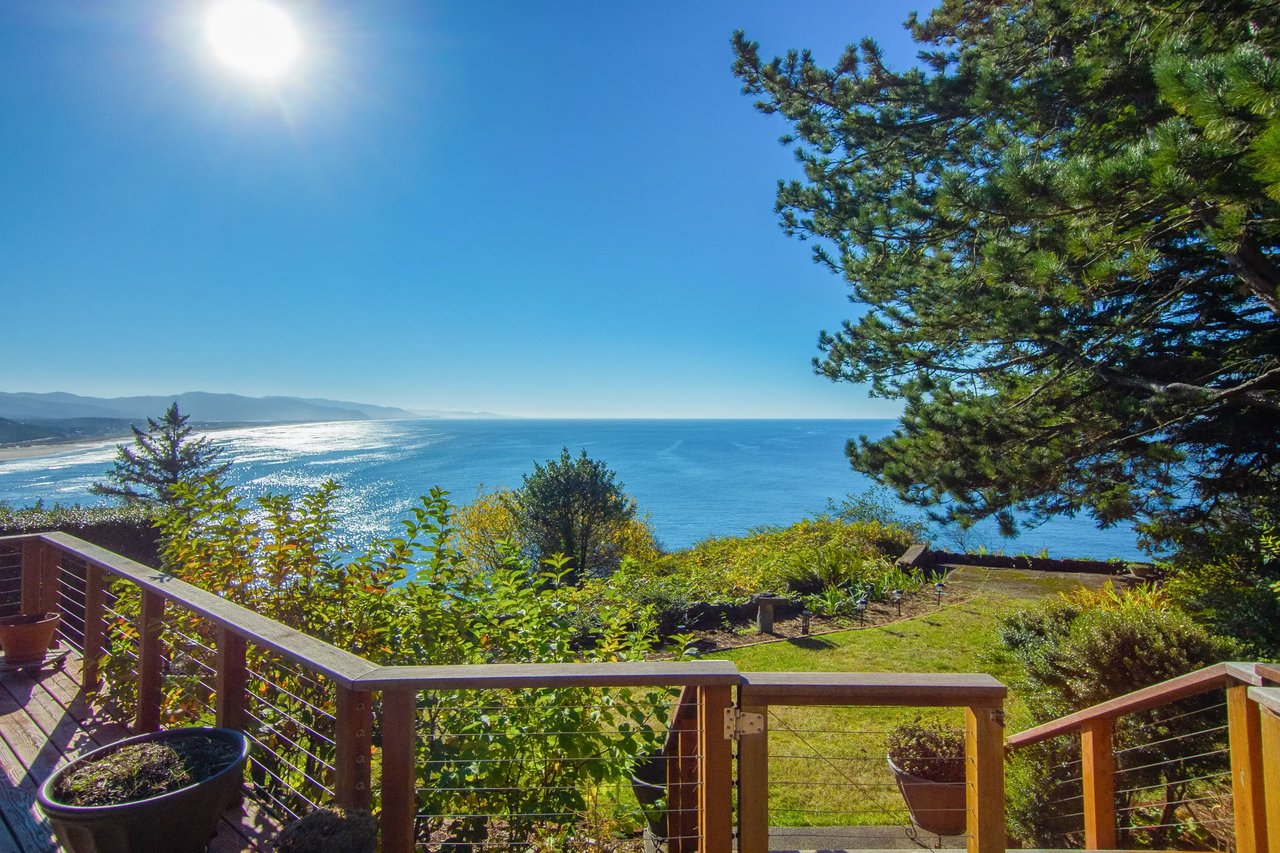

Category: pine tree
[90, 403, 230, 505]
[732, 0, 1280, 550]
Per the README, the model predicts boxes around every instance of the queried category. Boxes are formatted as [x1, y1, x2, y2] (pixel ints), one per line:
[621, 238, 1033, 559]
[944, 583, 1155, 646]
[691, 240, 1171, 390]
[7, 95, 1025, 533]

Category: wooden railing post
[697, 684, 733, 853]
[38, 542, 59, 616]
[664, 686, 699, 853]
[1257, 702, 1280, 853]
[965, 703, 1005, 853]
[136, 590, 165, 733]
[20, 538, 44, 615]
[81, 565, 105, 691]
[1228, 684, 1270, 853]
[1081, 717, 1117, 849]
[335, 687, 373, 811]
[736, 702, 769, 853]
[380, 688, 417, 853]
[214, 627, 247, 730]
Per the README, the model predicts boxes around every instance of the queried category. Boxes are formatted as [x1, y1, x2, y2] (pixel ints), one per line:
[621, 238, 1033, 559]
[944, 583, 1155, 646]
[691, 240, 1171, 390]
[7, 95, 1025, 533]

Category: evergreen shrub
[1000, 587, 1239, 848]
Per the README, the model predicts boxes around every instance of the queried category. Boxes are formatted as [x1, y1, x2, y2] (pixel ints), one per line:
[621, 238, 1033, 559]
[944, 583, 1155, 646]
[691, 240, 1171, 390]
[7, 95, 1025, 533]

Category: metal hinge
[723, 708, 765, 740]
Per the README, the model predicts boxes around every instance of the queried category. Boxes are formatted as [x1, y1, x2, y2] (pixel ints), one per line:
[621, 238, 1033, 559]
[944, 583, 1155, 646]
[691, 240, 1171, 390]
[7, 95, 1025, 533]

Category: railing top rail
[22, 532, 738, 692]
[28, 532, 380, 688]
[10, 532, 1016, 702]
[739, 671, 1006, 707]
[1248, 686, 1280, 716]
[1006, 662, 1265, 748]
[1256, 662, 1280, 685]
[356, 660, 741, 691]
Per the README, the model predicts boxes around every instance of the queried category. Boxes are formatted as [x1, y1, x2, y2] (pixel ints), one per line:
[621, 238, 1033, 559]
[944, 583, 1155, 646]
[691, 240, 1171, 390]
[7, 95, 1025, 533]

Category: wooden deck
[0, 649, 279, 852]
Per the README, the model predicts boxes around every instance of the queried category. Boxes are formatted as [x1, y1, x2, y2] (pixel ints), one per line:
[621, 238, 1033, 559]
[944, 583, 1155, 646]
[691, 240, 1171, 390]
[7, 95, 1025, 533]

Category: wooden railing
[1007, 661, 1278, 853]
[0, 531, 1014, 852]
[735, 672, 1007, 853]
[1245, 683, 1280, 851]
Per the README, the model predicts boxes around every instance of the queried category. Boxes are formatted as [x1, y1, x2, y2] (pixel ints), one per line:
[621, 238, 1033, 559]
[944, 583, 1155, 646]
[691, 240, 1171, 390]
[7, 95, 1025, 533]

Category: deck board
[0, 649, 281, 851]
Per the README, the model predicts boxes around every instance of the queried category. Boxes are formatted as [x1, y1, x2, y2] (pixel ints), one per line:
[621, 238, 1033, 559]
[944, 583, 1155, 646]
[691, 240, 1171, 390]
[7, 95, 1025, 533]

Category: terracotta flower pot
[37, 727, 250, 853]
[888, 755, 967, 836]
[0, 611, 60, 664]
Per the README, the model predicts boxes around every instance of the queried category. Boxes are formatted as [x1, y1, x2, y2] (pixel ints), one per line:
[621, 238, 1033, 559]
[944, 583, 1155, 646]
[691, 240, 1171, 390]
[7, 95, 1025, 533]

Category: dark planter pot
[888, 756, 966, 837]
[38, 727, 250, 853]
[0, 611, 60, 664]
[630, 753, 669, 853]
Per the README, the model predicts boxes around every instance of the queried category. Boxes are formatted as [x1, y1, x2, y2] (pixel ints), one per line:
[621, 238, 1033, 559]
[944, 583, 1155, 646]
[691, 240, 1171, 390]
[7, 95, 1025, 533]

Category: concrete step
[766, 825, 964, 851]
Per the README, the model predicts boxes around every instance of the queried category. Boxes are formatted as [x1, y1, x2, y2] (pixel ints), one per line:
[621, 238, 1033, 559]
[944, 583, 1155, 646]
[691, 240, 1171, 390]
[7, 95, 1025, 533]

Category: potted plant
[274, 806, 377, 853]
[37, 726, 250, 853]
[0, 611, 60, 663]
[886, 718, 967, 837]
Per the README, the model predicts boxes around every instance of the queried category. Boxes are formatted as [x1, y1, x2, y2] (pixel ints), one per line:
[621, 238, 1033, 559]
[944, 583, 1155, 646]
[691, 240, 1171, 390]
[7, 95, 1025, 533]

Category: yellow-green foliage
[452, 487, 661, 575]
[451, 487, 522, 574]
[612, 518, 915, 604]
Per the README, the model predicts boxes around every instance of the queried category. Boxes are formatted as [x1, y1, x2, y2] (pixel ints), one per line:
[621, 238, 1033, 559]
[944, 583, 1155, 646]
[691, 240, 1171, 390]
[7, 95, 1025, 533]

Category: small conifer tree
[91, 403, 229, 505]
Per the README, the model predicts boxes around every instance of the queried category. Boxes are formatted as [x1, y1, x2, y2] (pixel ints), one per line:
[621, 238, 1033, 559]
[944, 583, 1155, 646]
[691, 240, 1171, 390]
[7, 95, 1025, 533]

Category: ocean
[0, 418, 1146, 560]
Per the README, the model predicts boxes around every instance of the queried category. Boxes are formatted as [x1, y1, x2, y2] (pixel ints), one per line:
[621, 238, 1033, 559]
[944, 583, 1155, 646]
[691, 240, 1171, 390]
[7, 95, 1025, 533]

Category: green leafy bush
[801, 585, 860, 619]
[94, 477, 677, 848]
[613, 517, 915, 605]
[1000, 587, 1240, 847]
[1165, 523, 1280, 658]
[0, 501, 158, 565]
[825, 487, 928, 542]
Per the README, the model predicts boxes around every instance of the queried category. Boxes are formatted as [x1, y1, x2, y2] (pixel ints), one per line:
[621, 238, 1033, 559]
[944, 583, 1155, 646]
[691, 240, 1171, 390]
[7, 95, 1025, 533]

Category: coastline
[0, 419, 325, 463]
[0, 437, 120, 462]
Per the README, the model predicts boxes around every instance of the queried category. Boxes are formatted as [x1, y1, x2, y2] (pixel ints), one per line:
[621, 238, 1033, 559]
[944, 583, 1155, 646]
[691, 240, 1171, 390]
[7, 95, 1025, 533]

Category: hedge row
[0, 503, 160, 567]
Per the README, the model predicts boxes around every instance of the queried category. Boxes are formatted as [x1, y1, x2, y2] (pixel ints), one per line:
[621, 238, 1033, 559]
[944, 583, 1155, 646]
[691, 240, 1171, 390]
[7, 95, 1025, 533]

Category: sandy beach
[0, 438, 119, 463]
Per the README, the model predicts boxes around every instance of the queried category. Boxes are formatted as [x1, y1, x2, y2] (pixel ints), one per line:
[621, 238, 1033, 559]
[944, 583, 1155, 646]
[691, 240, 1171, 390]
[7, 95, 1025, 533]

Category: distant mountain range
[0, 392, 500, 447]
[0, 391, 422, 423]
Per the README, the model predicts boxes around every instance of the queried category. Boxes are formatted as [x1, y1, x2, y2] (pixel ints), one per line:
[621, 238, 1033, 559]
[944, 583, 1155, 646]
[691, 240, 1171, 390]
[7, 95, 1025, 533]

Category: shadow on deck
[0, 648, 279, 852]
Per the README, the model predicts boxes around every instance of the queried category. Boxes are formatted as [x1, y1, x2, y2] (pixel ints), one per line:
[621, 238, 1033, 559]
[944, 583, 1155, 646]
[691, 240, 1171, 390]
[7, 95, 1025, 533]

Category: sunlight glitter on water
[0, 418, 1149, 559]
[208, 420, 414, 462]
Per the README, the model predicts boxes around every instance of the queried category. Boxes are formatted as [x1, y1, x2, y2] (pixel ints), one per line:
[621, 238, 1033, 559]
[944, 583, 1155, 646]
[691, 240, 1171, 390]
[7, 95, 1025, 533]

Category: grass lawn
[709, 590, 1037, 828]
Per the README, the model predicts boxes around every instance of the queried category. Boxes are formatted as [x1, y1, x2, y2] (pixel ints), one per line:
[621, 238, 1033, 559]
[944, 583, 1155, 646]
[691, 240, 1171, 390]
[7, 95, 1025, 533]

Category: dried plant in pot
[0, 611, 60, 664]
[37, 726, 250, 853]
[886, 718, 967, 837]
[273, 806, 377, 853]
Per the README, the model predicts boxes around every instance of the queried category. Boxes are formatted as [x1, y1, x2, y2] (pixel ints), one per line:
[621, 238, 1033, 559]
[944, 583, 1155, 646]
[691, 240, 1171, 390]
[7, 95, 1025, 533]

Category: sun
[205, 0, 301, 81]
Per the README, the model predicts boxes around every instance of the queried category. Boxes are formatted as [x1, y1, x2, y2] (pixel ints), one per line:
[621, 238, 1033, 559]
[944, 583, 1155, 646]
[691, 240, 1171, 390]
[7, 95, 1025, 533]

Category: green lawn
[710, 591, 1036, 828]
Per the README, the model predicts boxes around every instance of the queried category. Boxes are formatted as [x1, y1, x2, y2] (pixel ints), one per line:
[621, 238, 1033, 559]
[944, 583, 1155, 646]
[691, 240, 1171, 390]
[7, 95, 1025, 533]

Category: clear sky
[0, 1, 932, 418]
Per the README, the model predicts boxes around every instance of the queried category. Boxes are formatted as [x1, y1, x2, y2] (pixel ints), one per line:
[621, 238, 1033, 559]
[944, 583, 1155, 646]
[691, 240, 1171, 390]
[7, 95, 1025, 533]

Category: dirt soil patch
[680, 564, 1114, 653]
[685, 587, 972, 652]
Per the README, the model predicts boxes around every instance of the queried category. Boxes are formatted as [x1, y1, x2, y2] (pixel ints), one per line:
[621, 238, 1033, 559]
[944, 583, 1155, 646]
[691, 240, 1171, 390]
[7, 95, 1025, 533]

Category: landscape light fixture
[934, 581, 946, 607]
[856, 597, 868, 626]
[892, 588, 903, 616]
[801, 610, 811, 636]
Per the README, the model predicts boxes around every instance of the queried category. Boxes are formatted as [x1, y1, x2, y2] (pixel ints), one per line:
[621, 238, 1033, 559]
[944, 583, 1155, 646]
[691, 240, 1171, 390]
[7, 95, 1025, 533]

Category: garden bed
[679, 587, 972, 653]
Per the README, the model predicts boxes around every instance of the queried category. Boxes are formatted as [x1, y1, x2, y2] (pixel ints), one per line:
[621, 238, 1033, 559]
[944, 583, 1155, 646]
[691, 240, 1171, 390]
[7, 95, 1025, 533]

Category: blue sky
[1, 1, 931, 418]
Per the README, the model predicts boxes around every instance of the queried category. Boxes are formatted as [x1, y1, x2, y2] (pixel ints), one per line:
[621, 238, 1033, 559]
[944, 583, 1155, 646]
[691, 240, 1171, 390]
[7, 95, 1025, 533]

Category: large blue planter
[37, 726, 250, 853]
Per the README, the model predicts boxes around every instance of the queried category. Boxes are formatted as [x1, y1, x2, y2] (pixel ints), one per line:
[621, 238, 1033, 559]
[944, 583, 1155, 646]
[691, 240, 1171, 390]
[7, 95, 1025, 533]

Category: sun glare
[205, 0, 301, 81]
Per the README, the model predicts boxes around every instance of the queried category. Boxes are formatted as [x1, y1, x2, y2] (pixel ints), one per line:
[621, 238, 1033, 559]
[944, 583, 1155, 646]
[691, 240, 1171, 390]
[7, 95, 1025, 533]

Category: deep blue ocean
[0, 419, 1146, 560]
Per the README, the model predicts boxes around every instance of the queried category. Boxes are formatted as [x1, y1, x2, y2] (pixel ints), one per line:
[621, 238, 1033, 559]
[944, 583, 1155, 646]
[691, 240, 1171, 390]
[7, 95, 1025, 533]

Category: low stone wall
[896, 543, 1153, 576]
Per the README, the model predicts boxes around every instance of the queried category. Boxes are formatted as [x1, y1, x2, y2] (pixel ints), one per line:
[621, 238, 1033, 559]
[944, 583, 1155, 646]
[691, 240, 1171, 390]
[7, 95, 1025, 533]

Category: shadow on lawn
[784, 636, 837, 651]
